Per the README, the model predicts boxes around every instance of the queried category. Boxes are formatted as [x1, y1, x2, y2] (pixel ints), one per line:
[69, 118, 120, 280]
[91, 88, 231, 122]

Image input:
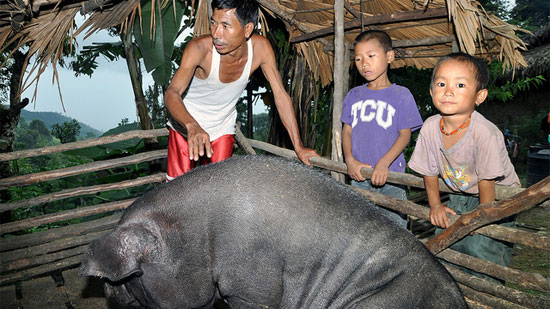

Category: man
[164, 0, 318, 180]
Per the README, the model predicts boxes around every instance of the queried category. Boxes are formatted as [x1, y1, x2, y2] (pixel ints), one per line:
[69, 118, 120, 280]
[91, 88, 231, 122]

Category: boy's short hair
[353, 30, 392, 52]
[211, 0, 259, 28]
[431, 52, 489, 91]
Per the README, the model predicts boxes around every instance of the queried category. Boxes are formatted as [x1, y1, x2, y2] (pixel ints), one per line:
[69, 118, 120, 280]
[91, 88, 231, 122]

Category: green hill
[20, 110, 103, 139]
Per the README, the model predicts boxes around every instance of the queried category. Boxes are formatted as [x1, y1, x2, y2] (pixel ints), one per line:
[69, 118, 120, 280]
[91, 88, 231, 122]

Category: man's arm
[164, 38, 212, 161]
[254, 36, 318, 165]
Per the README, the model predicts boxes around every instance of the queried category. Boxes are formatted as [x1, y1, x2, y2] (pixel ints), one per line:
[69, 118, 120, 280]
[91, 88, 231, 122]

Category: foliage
[51, 119, 81, 143]
[133, 0, 188, 87]
[145, 84, 166, 128]
[20, 109, 102, 138]
[70, 42, 125, 77]
[478, 0, 511, 20]
[509, 0, 550, 30]
[487, 61, 546, 103]
[253, 112, 270, 142]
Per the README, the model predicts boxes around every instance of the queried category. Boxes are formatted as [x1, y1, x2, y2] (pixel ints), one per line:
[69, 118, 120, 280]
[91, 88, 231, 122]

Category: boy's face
[210, 8, 253, 55]
[354, 39, 394, 83]
[430, 59, 488, 117]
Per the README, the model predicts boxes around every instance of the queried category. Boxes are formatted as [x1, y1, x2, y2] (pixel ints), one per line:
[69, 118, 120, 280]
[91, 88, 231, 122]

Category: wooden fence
[0, 128, 549, 308]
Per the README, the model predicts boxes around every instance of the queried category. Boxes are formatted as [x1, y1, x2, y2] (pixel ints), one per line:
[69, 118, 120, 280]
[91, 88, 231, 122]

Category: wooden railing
[0, 128, 548, 308]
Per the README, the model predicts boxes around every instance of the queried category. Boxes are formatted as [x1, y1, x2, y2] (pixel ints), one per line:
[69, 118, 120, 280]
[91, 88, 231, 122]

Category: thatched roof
[515, 23, 550, 78]
[0, 0, 529, 92]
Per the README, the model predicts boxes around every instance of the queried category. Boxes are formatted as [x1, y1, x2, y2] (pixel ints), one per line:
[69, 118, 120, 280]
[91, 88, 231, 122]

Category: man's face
[210, 8, 252, 55]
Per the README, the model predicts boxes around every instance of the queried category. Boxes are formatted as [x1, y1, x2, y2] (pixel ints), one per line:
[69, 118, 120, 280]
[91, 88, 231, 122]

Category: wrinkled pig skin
[79, 155, 466, 308]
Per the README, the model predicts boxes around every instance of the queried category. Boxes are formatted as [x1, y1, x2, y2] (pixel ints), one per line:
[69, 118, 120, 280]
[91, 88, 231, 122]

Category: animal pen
[1, 0, 549, 307]
[0, 128, 549, 308]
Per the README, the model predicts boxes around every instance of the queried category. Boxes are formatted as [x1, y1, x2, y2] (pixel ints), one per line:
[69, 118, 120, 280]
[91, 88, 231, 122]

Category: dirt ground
[508, 204, 550, 295]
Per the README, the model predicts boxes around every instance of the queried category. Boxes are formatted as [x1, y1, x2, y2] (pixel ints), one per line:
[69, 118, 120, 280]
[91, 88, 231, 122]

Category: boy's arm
[425, 175, 456, 228]
[478, 179, 496, 204]
[371, 128, 411, 186]
[342, 124, 371, 181]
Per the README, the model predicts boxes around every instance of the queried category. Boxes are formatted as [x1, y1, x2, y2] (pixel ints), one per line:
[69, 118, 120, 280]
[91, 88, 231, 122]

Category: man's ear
[475, 88, 488, 106]
[386, 49, 395, 63]
[244, 22, 254, 39]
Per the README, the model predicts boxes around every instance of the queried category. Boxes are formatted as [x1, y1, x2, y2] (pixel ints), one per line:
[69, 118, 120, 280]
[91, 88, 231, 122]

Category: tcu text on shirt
[351, 99, 395, 130]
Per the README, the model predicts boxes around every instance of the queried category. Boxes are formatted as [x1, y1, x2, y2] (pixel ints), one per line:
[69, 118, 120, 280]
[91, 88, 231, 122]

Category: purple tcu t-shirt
[341, 84, 423, 172]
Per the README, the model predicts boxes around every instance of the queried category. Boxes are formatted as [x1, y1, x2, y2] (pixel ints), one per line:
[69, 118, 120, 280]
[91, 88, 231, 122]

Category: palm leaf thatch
[0, 0, 528, 98]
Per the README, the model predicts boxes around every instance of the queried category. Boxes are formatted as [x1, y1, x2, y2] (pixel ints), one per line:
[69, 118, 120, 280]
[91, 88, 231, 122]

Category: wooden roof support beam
[322, 35, 455, 53]
[290, 7, 448, 43]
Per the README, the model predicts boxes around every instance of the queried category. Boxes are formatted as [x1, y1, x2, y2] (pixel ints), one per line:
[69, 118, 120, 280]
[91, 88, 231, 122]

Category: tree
[510, 0, 549, 30]
[51, 119, 81, 144]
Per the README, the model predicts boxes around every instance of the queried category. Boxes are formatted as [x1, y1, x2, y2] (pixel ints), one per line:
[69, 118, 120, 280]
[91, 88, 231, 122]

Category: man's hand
[371, 163, 389, 186]
[295, 147, 319, 167]
[346, 158, 372, 182]
[186, 124, 213, 161]
[430, 203, 456, 229]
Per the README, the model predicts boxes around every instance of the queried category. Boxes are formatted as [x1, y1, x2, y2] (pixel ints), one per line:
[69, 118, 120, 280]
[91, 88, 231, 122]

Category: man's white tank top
[168, 39, 253, 141]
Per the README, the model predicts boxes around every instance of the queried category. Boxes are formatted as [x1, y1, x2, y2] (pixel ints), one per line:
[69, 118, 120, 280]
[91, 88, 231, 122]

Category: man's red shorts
[166, 128, 235, 180]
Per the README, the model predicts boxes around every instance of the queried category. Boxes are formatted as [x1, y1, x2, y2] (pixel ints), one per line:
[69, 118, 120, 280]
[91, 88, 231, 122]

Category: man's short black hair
[211, 0, 259, 28]
[431, 52, 489, 91]
[353, 30, 392, 52]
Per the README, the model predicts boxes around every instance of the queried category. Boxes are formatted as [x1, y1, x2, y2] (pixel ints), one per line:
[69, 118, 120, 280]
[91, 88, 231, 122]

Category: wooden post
[331, 0, 345, 182]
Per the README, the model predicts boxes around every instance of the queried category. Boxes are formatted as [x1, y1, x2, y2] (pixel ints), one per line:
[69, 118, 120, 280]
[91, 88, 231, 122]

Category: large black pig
[79, 155, 466, 308]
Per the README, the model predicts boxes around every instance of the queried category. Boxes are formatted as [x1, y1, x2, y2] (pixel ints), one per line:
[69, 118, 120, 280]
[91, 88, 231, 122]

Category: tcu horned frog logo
[350, 99, 395, 130]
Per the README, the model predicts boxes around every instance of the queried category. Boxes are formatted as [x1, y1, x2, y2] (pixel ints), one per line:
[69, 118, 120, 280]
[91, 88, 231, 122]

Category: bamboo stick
[426, 177, 550, 254]
[235, 123, 256, 155]
[0, 173, 164, 212]
[450, 267, 550, 308]
[351, 185, 550, 251]
[0, 199, 135, 235]
[0, 245, 88, 274]
[0, 254, 83, 286]
[458, 284, 528, 309]
[0, 230, 107, 265]
[439, 249, 550, 294]
[0, 213, 120, 252]
[0, 128, 168, 162]
[0, 150, 167, 190]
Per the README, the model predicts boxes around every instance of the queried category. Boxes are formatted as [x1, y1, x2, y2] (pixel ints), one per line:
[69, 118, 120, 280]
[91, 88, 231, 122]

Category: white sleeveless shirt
[168, 39, 253, 141]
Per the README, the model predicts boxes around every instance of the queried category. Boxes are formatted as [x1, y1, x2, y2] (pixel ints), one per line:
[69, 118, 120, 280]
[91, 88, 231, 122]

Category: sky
[22, 17, 267, 133]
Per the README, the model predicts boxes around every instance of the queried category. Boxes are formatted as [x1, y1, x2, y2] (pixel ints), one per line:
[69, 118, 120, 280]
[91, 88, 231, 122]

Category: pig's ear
[79, 226, 158, 282]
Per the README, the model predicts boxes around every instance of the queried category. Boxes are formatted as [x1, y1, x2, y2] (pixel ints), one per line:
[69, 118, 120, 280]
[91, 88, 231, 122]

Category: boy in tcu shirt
[341, 30, 423, 228]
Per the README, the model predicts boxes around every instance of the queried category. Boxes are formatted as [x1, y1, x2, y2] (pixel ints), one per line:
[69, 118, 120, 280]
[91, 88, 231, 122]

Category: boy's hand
[371, 163, 389, 186]
[430, 203, 456, 229]
[346, 159, 372, 182]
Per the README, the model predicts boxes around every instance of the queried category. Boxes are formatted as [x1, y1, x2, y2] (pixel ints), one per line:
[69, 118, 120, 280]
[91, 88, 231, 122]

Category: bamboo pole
[0, 128, 168, 162]
[235, 122, 256, 155]
[0, 213, 120, 252]
[0, 173, 164, 212]
[0, 199, 135, 235]
[1, 244, 88, 274]
[332, 0, 345, 183]
[439, 249, 550, 294]
[448, 266, 550, 308]
[0, 150, 167, 190]
[0, 230, 107, 265]
[351, 186, 550, 251]
[426, 177, 550, 254]
[458, 284, 528, 309]
[0, 254, 83, 286]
